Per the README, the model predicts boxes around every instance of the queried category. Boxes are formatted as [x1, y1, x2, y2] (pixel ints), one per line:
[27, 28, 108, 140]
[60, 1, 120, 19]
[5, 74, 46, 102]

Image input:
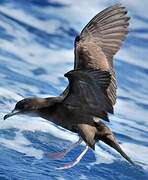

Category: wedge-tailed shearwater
[4, 4, 135, 170]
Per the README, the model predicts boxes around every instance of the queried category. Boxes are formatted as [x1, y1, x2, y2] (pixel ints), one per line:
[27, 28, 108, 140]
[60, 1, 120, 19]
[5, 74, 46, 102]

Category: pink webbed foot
[56, 145, 89, 170]
[45, 138, 83, 159]
[45, 151, 68, 159]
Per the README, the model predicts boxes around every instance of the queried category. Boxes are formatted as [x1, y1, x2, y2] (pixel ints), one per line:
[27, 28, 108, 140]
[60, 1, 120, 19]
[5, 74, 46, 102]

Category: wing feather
[63, 69, 113, 121]
[74, 4, 130, 105]
[60, 4, 130, 120]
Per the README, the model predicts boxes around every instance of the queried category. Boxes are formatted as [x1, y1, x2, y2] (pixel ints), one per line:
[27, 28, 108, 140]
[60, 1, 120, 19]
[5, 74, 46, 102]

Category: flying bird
[4, 4, 135, 169]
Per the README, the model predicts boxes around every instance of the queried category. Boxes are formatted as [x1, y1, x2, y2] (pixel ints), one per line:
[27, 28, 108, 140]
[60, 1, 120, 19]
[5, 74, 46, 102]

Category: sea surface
[0, 0, 148, 179]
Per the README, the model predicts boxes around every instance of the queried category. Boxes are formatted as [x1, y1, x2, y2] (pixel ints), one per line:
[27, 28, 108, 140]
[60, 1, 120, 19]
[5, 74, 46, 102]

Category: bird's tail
[95, 120, 136, 166]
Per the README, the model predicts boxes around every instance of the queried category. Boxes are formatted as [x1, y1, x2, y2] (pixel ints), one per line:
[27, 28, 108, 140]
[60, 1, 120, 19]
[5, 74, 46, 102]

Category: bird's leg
[56, 145, 89, 170]
[45, 137, 83, 159]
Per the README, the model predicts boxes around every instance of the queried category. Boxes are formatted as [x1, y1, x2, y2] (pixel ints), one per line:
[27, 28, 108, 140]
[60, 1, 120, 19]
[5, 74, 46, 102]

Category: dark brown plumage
[4, 4, 135, 169]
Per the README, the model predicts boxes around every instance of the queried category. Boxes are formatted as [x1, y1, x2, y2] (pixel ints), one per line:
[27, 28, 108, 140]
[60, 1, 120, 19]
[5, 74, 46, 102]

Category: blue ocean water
[0, 0, 148, 179]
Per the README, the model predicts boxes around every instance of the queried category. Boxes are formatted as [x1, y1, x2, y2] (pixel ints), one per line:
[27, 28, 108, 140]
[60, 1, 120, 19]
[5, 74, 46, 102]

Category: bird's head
[4, 97, 47, 120]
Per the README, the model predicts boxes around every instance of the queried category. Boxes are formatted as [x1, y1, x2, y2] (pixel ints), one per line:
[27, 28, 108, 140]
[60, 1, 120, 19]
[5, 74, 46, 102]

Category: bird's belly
[53, 113, 78, 133]
[39, 108, 78, 133]
[39, 106, 92, 134]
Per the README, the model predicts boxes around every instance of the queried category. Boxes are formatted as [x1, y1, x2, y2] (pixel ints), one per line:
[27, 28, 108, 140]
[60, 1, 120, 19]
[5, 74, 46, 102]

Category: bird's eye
[15, 102, 25, 110]
[19, 104, 25, 109]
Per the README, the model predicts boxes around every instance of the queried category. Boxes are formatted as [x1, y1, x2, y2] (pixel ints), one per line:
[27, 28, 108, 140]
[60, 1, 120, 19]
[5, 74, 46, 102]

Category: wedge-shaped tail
[95, 120, 136, 166]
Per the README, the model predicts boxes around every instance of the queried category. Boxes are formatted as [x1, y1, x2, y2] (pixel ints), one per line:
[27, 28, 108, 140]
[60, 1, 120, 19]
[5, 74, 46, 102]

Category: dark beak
[4, 110, 21, 120]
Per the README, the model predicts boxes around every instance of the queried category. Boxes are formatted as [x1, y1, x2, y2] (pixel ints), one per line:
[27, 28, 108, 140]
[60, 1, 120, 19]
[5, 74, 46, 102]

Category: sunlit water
[0, 0, 148, 179]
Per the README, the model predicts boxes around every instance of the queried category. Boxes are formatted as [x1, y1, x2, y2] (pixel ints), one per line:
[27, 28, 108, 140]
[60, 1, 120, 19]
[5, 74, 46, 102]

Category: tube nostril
[3, 110, 20, 120]
[3, 114, 8, 120]
[3, 113, 11, 120]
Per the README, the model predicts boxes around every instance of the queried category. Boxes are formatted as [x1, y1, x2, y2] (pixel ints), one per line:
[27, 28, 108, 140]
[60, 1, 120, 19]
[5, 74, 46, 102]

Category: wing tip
[64, 70, 75, 78]
[64, 72, 69, 78]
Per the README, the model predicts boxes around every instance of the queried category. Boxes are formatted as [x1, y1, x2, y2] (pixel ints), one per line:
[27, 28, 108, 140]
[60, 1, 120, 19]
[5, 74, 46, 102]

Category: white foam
[79, 174, 87, 180]
[0, 114, 79, 160]
[122, 143, 148, 170]
[0, 5, 60, 35]
[88, 141, 148, 171]
[0, 87, 22, 102]
[57, 177, 66, 180]
[0, 131, 43, 159]
[116, 47, 148, 69]
[87, 143, 115, 169]
[116, 99, 148, 127]
[0, 114, 79, 141]
[118, 0, 148, 19]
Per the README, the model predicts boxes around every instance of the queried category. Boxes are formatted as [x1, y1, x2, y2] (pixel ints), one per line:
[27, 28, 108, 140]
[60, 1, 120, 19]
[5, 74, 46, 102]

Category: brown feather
[73, 4, 130, 106]
[4, 5, 135, 167]
[63, 69, 113, 121]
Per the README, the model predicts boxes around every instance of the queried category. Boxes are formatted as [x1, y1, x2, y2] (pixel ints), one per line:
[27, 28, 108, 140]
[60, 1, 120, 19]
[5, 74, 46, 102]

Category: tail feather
[101, 134, 136, 166]
[95, 120, 136, 166]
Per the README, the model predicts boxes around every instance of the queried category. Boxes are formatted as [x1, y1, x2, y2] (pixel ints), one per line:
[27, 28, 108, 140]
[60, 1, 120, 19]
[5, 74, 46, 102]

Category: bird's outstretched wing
[61, 4, 130, 121]
[60, 4, 130, 121]
[74, 4, 130, 105]
[63, 69, 113, 122]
